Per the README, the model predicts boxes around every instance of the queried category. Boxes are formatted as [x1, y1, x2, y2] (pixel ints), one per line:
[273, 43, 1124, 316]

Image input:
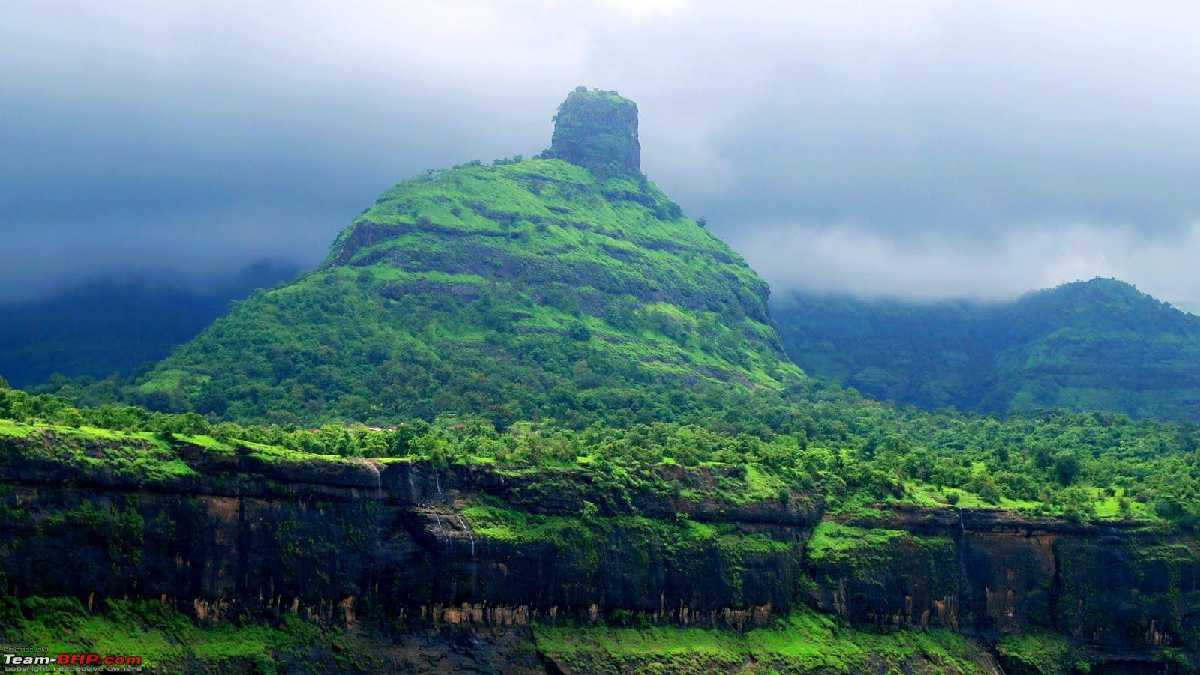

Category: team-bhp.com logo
[3, 651, 142, 672]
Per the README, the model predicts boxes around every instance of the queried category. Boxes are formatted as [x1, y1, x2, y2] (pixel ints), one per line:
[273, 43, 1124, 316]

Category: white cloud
[735, 221, 1200, 312]
[594, 0, 690, 20]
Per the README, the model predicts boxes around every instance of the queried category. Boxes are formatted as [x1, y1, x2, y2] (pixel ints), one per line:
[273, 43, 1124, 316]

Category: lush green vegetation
[0, 595, 390, 673]
[4, 380, 1198, 527]
[0, 593, 1012, 674]
[994, 631, 1192, 675]
[806, 522, 907, 563]
[460, 498, 790, 556]
[774, 278, 1200, 420]
[63, 155, 803, 428]
[996, 632, 1078, 675]
[533, 608, 996, 674]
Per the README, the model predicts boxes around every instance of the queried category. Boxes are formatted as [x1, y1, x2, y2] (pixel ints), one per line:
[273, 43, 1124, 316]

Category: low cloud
[736, 222, 1200, 313]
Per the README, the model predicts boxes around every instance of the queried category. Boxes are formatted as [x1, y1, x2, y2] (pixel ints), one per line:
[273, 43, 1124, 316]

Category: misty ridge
[774, 277, 1200, 420]
[0, 259, 300, 389]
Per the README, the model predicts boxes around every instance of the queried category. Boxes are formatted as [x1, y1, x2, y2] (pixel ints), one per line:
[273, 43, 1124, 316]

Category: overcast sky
[5, 1, 1200, 309]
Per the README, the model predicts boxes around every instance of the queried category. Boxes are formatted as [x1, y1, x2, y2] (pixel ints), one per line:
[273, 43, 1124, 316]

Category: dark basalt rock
[1, 436, 1197, 672]
[546, 86, 641, 177]
[809, 505, 1199, 672]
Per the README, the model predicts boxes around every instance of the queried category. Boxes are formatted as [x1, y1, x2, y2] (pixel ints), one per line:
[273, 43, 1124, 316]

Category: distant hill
[772, 278, 1200, 419]
[133, 87, 802, 426]
[0, 260, 299, 389]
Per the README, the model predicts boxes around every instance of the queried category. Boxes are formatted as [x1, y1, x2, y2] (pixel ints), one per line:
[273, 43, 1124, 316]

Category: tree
[1053, 452, 1081, 485]
[1154, 491, 1200, 528]
[995, 441, 1015, 465]
[567, 321, 591, 342]
[1033, 444, 1053, 469]
[1059, 486, 1094, 523]
[976, 476, 1002, 504]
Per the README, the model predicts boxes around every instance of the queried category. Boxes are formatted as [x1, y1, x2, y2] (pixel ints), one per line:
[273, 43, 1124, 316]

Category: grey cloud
[733, 222, 1200, 314]
[3, 1, 1200, 306]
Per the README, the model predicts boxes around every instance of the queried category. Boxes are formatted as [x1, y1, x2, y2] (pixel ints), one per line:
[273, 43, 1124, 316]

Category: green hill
[135, 87, 801, 426]
[773, 278, 1200, 419]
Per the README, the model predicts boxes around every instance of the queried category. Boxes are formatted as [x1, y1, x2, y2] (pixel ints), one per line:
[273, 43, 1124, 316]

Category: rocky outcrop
[546, 86, 640, 177]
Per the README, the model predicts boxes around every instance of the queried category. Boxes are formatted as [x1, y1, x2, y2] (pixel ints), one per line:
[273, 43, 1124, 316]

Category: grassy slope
[533, 608, 997, 674]
[140, 159, 800, 426]
[2, 595, 998, 674]
[1, 596, 395, 674]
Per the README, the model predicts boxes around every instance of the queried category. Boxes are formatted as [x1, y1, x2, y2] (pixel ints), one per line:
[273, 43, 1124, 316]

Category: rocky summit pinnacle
[546, 86, 640, 177]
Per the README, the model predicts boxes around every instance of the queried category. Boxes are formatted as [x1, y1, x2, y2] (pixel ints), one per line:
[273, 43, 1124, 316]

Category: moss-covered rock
[546, 86, 641, 178]
[807, 520, 963, 630]
[1054, 536, 1200, 653]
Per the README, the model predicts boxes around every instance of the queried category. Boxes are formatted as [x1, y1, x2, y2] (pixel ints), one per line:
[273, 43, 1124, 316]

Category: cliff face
[809, 508, 1200, 663]
[546, 86, 641, 177]
[0, 432, 819, 629]
[1, 433, 1196, 673]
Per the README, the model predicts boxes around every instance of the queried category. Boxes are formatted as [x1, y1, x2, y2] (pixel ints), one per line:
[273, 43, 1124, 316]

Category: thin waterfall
[432, 512, 447, 542]
[457, 515, 476, 558]
[955, 507, 970, 629]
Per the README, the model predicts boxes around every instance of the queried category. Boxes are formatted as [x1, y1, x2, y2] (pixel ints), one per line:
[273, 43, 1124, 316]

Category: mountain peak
[546, 86, 640, 177]
[140, 97, 800, 424]
[1028, 277, 1155, 308]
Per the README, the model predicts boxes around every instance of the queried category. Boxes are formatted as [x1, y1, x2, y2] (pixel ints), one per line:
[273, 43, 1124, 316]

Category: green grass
[0, 425, 200, 483]
[173, 433, 235, 453]
[897, 481, 1157, 522]
[2, 596, 378, 673]
[996, 631, 1074, 675]
[0, 418, 35, 437]
[459, 501, 583, 545]
[1089, 486, 1155, 520]
[902, 481, 1041, 511]
[806, 521, 906, 563]
[240, 439, 363, 465]
[0, 420, 393, 487]
[459, 499, 791, 589]
[738, 464, 786, 504]
[533, 608, 994, 674]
